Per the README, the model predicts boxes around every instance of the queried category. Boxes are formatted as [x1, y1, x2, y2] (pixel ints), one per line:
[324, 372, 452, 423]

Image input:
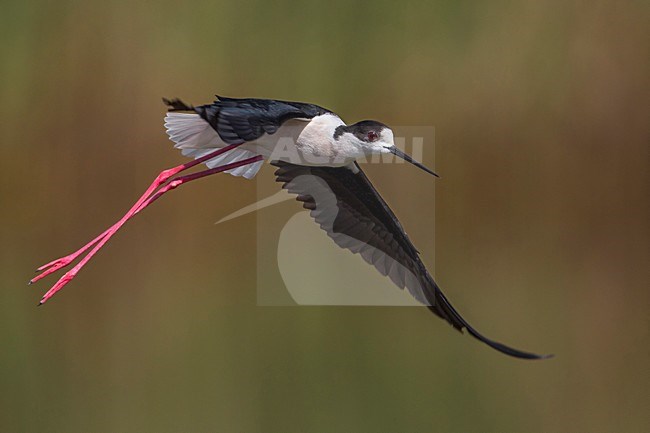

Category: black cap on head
[334, 120, 389, 142]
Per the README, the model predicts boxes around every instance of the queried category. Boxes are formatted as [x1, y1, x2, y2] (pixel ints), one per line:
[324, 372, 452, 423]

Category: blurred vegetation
[1, 1, 648, 432]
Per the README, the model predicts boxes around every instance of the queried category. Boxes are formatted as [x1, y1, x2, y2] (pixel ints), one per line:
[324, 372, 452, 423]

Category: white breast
[271, 114, 364, 167]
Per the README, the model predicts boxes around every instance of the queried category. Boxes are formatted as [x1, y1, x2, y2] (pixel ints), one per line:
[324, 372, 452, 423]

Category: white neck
[295, 114, 364, 166]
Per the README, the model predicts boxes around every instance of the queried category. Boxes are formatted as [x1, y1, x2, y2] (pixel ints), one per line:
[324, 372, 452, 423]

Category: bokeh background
[1, 1, 648, 432]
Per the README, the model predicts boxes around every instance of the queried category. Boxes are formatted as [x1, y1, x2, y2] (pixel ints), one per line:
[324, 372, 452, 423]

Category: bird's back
[164, 96, 355, 175]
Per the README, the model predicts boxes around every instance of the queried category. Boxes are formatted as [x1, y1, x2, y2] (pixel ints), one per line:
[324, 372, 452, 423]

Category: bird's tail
[163, 97, 194, 112]
[162, 97, 265, 179]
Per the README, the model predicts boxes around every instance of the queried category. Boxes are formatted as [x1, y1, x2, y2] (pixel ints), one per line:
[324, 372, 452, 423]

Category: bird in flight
[31, 95, 551, 360]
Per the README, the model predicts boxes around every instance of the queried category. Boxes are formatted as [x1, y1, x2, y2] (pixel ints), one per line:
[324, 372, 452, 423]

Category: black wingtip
[215, 94, 236, 102]
[162, 97, 194, 112]
[431, 290, 552, 360]
[463, 324, 553, 360]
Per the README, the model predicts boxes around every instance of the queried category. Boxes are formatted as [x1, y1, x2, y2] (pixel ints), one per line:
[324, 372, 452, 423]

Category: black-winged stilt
[31, 95, 550, 359]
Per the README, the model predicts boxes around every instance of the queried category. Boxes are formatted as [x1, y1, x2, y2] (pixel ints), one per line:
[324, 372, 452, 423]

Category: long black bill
[389, 147, 439, 177]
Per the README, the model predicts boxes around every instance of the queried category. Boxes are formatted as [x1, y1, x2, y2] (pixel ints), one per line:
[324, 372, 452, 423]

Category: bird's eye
[367, 131, 379, 142]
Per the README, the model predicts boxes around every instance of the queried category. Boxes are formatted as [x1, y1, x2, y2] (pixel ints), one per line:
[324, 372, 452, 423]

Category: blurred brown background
[1, 1, 648, 432]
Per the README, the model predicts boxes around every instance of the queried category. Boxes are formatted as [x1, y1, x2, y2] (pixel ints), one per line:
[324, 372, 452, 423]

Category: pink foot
[30, 228, 111, 285]
[33, 148, 262, 305]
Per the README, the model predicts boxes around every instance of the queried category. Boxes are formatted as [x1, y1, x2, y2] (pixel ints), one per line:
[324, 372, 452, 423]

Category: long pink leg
[31, 192, 164, 284]
[33, 202, 144, 280]
[36, 154, 263, 304]
[31, 201, 148, 283]
[37, 154, 263, 305]
[33, 187, 163, 275]
[31, 143, 246, 285]
[32, 183, 167, 281]
[30, 144, 245, 284]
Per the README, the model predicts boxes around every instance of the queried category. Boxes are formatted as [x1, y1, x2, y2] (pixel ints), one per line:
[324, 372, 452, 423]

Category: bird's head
[334, 120, 438, 177]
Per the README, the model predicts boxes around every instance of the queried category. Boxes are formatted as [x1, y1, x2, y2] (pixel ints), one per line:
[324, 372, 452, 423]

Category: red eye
[367, 131, 379, 142]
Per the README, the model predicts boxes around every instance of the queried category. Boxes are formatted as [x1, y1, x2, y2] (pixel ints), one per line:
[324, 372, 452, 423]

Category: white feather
[164, 113, 222, 149]
[164, 112, 264, 179]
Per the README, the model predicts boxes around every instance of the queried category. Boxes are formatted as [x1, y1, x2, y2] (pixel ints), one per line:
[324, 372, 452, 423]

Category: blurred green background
[1, 1, 648, 432]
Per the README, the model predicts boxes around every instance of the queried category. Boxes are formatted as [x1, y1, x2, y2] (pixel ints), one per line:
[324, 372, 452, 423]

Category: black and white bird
[32, 95, 550, 360]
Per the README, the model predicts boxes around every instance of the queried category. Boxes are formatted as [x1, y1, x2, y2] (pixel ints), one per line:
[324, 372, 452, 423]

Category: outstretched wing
[273, 160, 550, 359]
[165, 95, 332, 144]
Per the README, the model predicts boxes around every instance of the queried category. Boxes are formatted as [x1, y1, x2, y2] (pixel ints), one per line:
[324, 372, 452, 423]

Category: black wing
[273, 161, 550, 360]
[164, 95, 332, 144]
